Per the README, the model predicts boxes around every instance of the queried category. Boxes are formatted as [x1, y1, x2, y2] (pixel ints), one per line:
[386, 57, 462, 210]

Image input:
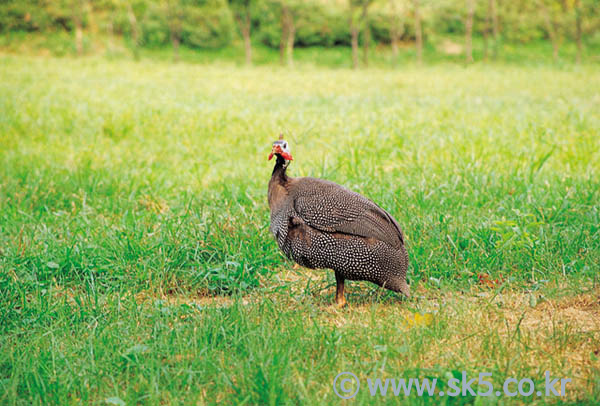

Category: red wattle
[268, 152, 274, 160]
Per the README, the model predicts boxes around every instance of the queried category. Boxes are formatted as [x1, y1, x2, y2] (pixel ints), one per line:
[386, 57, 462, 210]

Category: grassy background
[0, 55, 599, 404]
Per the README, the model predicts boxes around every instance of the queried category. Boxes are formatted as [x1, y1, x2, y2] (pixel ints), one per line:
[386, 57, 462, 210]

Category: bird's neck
[268, 156, 290, 209]
[271, 155, 289, 184]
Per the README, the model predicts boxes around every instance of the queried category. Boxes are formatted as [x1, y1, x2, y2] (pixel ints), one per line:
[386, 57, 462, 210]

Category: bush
[255, 0, 351, 48]
[1, 0, 234, 50]
[140, 6, 169, 47]
[370, 11, 394, 44]
[180, 0, 234, 49]
[294, 3, 350, 47]
[137, 0, 233, 49]
[254, 0, 421, 49]
[0, 0, 77, 33]
[4, 0, 596, 52]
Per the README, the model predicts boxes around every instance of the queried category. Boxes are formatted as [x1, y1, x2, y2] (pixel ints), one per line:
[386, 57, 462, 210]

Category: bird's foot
[334, 273, 346, 308]
[335, 296, 347, 308]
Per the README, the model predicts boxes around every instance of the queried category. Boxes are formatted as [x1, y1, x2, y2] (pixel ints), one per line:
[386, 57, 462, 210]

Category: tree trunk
[490, 0, 498, 59]
[390, 0, 404, 61]
[171, 30, 180, 62]
[575, 0, 583, 64]
[74, 0, 83, 56]
[362, 2, 370, 67]
[541, 2, 559, 63]
[350, 8, 359, 69]
[465, 0, 474, 63]
[127, 2, 139, 60]
[482, 26, 488, 61]
[85, 0, 96, 34]
[234, 10, 252, 65]
[391, 27, 399, 58]
[167, 2, 181, 63]
[75, 19, 83, 55]
[389, 0, 400, 59]
[286, 13, 295, 67]
[243, 12, 252, 65]
[413, 0, 422, 64]
[280, 5, 288, 65]
[351, 24, 359, 69]
[107, 19, 114, 55]
[483, 0, 490, 60]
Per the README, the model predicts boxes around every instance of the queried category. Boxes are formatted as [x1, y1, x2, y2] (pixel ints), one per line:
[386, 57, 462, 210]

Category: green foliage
[256, 0, 351, 47]
[0, 0, 77, 32]
[181, 0, 234, 48]
[500, 0, 547, 43]
[2, 0, 600, 54]
[136, 0, 234, 49]
[140, 3, 169, 46]
[370, 9, 403, 44]
[293, 2, 351, 47]
[0, 0, 234, 49]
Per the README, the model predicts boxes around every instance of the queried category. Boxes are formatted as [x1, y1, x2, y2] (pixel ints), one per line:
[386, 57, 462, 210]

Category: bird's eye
[283, 143, 287, 148]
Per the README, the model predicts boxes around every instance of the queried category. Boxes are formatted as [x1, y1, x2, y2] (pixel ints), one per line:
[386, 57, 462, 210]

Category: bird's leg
[335, 272, 347, 308]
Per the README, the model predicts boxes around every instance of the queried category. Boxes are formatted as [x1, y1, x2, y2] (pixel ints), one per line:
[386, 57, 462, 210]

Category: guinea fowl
[268, 135, 410, 306]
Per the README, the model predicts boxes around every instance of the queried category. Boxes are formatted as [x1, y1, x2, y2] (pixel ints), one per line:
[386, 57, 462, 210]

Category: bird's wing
[291, 178, 404, 249]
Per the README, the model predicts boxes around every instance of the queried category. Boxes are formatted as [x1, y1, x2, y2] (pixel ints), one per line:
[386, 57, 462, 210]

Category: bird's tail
[398, 280, 410, 298]
[384, 277, 410, 298]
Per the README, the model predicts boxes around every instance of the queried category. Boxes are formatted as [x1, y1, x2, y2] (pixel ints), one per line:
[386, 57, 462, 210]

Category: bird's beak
[268, 145, 280, 161]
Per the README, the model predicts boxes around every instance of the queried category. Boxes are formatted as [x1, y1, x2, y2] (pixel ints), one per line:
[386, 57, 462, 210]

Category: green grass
[0, 55, 599, 405]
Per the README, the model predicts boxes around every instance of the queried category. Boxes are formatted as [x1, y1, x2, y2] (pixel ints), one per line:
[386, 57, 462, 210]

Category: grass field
[1, 55, 599, 405]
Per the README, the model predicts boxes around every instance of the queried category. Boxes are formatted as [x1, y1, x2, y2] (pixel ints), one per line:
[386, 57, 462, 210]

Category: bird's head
[268, 135, 293, 162]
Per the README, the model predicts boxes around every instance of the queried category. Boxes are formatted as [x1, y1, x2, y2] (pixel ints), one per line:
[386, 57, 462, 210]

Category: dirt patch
[439, 39, 463, 55]
[470, 290, 600, 334]
[134, 289, 242, 308]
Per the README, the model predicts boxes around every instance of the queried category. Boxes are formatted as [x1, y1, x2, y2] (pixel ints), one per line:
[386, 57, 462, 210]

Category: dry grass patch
[310, 286, 600, 399]
[134, 289, 241, 308]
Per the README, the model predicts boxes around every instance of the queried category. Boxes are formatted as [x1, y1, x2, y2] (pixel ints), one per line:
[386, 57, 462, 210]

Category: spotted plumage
[268, 137, 410, 306]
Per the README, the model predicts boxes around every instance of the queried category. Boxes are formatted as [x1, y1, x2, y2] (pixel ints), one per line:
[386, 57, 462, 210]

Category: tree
[539, 0, 567, 63]
[85, 0, 96, 34]
[164, 0, 183, 62]
[349, 0, 373, 68]
[276, 0, 295, 66]
[490, 0, 499, 59]
[413, 0, 422, 64]
[73, 0, 84, 55]
[389, 0, 407, 60]
[483, 0, 499, 60]
[40, 0, 86, 54]
[229, 0, 253, 65]
[349, 1, 360, 69]
[574, 0, 582, 63]
[284, 3, 295, 66]
[465, 0, 474, 63]
[100, 0, 122, 55]
[107, 13, 115, 55]
[126, 1, 140, 59]
[361, 0, 374, 67]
